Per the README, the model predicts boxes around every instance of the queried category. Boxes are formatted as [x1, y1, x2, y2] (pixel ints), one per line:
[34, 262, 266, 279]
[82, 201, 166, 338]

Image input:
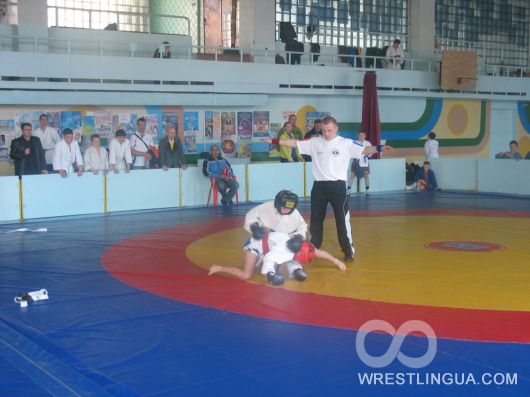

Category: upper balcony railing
[0, 32, 529, 81]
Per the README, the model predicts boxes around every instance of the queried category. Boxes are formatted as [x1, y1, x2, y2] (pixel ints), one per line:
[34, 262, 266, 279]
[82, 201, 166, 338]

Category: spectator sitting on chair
[202, 144, 238, 205]
[153, 41, 171, 58]
[414, 161, 439, 191]
[495, 140, 522, 160]
[278, 122, 303, 163]
[159, 124, 187, 170]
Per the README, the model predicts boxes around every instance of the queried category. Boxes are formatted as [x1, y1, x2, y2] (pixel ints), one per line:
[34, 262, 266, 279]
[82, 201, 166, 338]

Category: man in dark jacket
[9, 122, 48, 176]
[159, 124, 187, 170]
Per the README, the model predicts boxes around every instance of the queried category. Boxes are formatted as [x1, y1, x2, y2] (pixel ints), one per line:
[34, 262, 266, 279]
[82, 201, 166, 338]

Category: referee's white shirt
[297, 136, 364, 181]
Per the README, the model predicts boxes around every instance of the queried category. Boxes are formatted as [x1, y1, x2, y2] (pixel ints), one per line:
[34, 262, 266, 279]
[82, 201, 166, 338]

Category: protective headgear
[274, 190, 299, 215]
[293, 242, 316, 265]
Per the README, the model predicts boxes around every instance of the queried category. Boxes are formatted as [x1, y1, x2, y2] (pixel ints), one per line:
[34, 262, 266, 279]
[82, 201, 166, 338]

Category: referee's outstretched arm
[260, 137, 394, 154]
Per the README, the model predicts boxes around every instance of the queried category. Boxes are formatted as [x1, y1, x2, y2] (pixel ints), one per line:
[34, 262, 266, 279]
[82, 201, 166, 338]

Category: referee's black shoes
[344, 253, 354, 262]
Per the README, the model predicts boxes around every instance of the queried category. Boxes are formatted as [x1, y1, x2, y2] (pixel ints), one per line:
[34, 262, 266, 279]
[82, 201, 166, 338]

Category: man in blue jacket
[414, 161, 440, 191]
[202, 145, 239, 205]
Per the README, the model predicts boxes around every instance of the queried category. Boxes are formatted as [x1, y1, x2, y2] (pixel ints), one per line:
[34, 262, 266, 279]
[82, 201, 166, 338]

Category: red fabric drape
[361, 71, 381, 158]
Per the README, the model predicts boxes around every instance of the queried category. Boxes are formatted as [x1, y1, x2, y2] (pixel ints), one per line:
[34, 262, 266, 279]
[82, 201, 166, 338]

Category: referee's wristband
[376, 144, 383, 152]
[271, 138, 280, 145]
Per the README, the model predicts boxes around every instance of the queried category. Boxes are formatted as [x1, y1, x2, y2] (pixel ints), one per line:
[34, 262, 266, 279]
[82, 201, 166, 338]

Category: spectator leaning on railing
[130, 117, 154, 169]
[159, 124, 187, 170]
[83, 134, 109, 175]
[386, 39, 404, 70]
[495, 140, 522, 160]
[109, 129, 132, 173]
[53, 128, 84, 177]
[277, 122, 303, 163]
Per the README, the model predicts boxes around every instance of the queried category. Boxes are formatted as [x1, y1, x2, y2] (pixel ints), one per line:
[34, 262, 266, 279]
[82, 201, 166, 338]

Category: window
[275, 0, 408, 50]
[435, 0, 529, 67]
[48, 0, 150, 32]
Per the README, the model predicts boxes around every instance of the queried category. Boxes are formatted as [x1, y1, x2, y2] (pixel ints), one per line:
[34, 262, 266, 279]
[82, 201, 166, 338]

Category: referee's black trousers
[310, 180, 353, 255]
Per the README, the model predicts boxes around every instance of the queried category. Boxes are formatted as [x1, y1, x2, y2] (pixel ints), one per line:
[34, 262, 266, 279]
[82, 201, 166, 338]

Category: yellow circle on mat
[187, 216, 530, 312]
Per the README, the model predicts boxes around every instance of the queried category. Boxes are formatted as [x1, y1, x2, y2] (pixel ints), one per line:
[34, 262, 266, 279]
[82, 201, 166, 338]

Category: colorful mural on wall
[0, 98, 508, 176]
[341, 98, 490, 160]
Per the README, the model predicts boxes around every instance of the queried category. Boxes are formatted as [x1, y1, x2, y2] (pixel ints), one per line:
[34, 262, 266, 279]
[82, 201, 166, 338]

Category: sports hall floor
[1, 191, 529, 397]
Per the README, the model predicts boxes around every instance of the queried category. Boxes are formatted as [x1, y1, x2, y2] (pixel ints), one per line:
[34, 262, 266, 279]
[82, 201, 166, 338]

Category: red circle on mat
[425, 241, 505, 252]
[101, 209, 530, 344]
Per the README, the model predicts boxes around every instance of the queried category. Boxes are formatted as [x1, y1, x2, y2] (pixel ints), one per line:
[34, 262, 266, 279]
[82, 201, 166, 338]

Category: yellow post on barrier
[18, 178, 24, 221]
[103, 174, 108, 214]
[304, 162, 307, 197]
[179, 168, 183, 208]
[245, 164, 249, 202]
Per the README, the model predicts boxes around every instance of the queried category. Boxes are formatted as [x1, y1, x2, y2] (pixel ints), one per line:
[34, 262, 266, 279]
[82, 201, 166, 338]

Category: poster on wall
[282, 111, 295, 122]
[163, 112, 179, 132]
[269, 122, 281, 157]
[95, 112, 112, 145]
[0, 119, 15, 139]
[112, 113, 137, 136]
[221, 135, 237, 158]
[253, 111, 269, 137]
[221, 112, 236, 137]
[183, 112, 199, 154]
[306, 111, 330, 132]
[17, 111, 40, 132]
[83, 113, 96, 136]
[47, 112, 61, 132]
[237, 112, 253, 138]
[146, 114, 159, 141]
[237, 137, 251, 158]
[60, 111, 83, 140]
[184, 134, 197, 154]
[0, 119, 15, 163]
[81, 113, 96, 150]
[204, 111, 221, 141]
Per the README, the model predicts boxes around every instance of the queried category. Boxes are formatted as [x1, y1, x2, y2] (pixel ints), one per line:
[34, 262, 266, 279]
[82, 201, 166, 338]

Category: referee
[264, 116, 392, 261]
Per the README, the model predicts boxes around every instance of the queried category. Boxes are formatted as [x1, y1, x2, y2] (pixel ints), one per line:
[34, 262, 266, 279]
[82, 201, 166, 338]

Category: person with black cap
[208, 190, 307, 285]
